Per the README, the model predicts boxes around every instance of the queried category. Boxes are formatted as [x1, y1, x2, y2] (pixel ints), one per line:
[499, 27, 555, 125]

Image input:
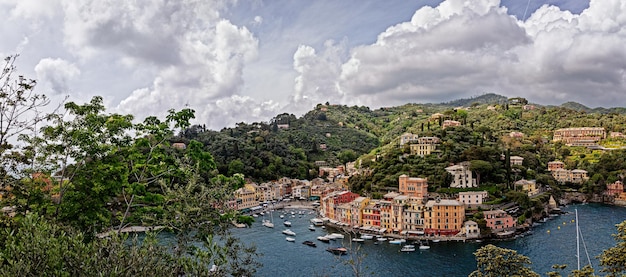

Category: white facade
[446, 164, 477, 188]
[458, 191, 488, 207]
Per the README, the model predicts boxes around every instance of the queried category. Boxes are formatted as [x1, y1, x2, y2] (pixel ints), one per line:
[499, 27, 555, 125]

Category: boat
[360, 234, 374, 240]
[262, 219, 274, 228]
[351, 238, 365, 243]
[400, 245, 416, 252]
[418, 241, 430, 250]
[286, 237, 295, 242]
[283, 220, 292, 227]
[302, 240, 316, 247]
[431, 239, 440, 243]
[326, 247, 348, 255]
[388, 239, 406, 245]
[279, 214, 284, 219]
[310, 218, 324, 226]
[317, 236, 330, 243]
[282, 229, 296, 236]
[376, 236, 387, 242]
[327, 233, 344, 239]
[308, 225, 316, 231]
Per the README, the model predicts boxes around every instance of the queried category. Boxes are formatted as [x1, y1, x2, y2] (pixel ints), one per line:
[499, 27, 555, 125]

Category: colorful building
[424, 199, 465, 236]
[398, 174, 429, 199]
[483, 210, 516, 232]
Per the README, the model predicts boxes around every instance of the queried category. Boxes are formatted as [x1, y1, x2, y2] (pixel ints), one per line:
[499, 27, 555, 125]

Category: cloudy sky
[1, 0, 623, 130]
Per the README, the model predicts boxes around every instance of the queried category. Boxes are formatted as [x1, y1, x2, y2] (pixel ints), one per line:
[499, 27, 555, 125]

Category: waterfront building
[234, 187, 258, 211]
[379, 200, 393, 233]
[483, 210, 516, 232]
[458, 191, 488, 208]
[244, 183, 261, 201]
[605, 181, 624, 197]
[398, 174, 429, 199]
[350, 197, 370, 227]
[446, 163, 477, 188]
[391, 195, 408, 234]
[362, 201, 381, 228]
[402, 197, 426, 234]
[424, 199, 465, 236]
[320, 191, 359, 219]
[335, 203, 351, 224]
[464, 220, 480, 239]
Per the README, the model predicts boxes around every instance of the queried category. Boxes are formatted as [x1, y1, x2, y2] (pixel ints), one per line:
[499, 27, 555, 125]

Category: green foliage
[470, 244, 539, 277]
[599, 220, 626, 276]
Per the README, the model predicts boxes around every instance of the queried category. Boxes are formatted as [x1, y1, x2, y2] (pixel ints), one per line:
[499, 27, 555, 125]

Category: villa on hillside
[548, 161, 565, 171]
[510, 156, 524, 166]
[445, 163, 477, 188]
[409, 136, 440, 156]
[553, 127, 606, 146]
[399, 133, 419, 146]
[442, 120, 461, 129]
[458, 191, 488, 208]
[398, 175, 428, 199]
[483, 209, 516, 233]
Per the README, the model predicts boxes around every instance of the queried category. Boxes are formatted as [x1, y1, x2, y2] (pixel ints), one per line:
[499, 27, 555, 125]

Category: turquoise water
[232, 204, 626, 277]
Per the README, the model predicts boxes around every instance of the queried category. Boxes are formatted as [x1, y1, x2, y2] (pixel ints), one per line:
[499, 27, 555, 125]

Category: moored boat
[326, 247, 348, 255]
[360, 234, 374, 240]
[327, 233, 344, 239]
[302, 240, 316, 247]
[317, 236, 330, 243]
[351, 238, 365, 243]
[283, 220, 292, 227]
[308, 225, 316, 231]
[400, 245, 416, 252]
[388, 239, 406, 245]
[282, 229, 296, 236]
[310, 218, 324, 226]
[286, 237, 295, 242]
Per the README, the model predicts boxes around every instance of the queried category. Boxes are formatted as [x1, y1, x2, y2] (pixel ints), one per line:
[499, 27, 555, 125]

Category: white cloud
[34, 58, 80, 94]
[289, 0, 626, 109]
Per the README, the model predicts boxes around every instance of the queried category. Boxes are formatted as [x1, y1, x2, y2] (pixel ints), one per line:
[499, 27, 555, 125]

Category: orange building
[605, 181, 624, 196]
[547, 161, 565, 171]
[424, 199, 464, 236]
[483, 209, 516, 232]
[398, 175, 428, 199]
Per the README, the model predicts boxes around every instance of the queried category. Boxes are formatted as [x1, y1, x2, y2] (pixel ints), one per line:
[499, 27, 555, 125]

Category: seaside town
[229, 125, 626, 243]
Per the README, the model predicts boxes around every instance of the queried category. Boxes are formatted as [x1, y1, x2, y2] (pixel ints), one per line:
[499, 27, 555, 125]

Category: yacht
[285, 237, 295, 242]
[283, 220, 292, 227]
[282, 229, 296, 236]
[317, 236, 330, 243]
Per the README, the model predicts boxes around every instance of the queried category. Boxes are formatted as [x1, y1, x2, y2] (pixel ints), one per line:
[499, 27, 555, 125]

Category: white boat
[432, 239, 440, 243]
[327, 233, 344, 239]
[317, 236, 330, 243]
[400, 245, 416, 252]
[419, 244, 431, 250]
[282, 229, 296, 236]
[283, 220, 292, 227]
[286, 237, 295, 242]
[388, 239, 406, 245]
[279, 214, 284, 219]
[310, 218, 324, 226]
[360, 234, 374, 240]
[308, 225, 316, 231]
[262, 219, 274, 228]
[252, 214, 258, 218]
[351, 238, 365, 243]
[376, 236, 387, 241]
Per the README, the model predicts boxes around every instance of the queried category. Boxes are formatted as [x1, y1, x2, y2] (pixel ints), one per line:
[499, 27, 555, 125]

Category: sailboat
[262, 210, 275, 228]
[575, 209, 593, 271]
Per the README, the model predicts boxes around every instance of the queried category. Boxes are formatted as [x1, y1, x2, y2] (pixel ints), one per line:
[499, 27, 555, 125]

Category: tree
[470, 244, 539, 277]
[470, 160, 493, 186]
[599, 220, 626, 276]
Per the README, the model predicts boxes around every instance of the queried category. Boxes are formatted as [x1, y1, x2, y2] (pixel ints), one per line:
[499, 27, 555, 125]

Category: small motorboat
[286, 237, 295, 242]
[326, 247, 348, 255]
[302, 240, 316, 247]
[317, 236, 330, 243]
[400, 245, 416, 252]
[282, 229, 296, 236]
[308, 225, 316, 231]
[388, 239, 406, 245]
[351, 238, 365, 243]
[283, 220, 292, 227]
[360, 234, 374, 240]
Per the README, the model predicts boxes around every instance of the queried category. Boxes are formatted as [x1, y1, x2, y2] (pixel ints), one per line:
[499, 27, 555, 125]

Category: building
[410, 137, 440, 156]
[458, 191, 488, 208]
[399, 133, 419, 146]
[398, 175, 428, 199]
[402, 197, 426, 235]
[172, 142, 187, 149]
[424, 199, 465, 236]
[605, 181, 624, 197]
[349, 197, 370, 227]
[362, 201, 381, 228]
[234, 187, 258, 211]
[553, 127, 606, 146]
[509, 131, 524, 138]
[514, 179, 539, 197]
[484, 210, 516, 232]
[510, 156, 524, 166]
[390, 195, 408, 233]
[442, 120, 461, 129]
[445, 163, 477, 188]
[464, 220, 480, 239]
[571, 169, 589, 184]
[548, 161, 565, 171]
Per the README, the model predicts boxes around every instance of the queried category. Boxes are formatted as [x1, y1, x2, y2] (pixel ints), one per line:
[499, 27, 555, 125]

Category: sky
[1, 0, 623, 131]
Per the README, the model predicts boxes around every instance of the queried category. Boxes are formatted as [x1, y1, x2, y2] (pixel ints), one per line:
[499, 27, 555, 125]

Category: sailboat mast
[576, 209, 580, 271]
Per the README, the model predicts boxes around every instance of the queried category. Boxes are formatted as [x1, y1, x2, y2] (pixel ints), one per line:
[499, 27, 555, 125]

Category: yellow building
[234, 187, 258, 211]
[424, 199, 465, 236]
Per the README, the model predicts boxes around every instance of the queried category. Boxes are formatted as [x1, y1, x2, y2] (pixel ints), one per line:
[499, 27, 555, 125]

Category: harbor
[233, 203, 626, 276]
